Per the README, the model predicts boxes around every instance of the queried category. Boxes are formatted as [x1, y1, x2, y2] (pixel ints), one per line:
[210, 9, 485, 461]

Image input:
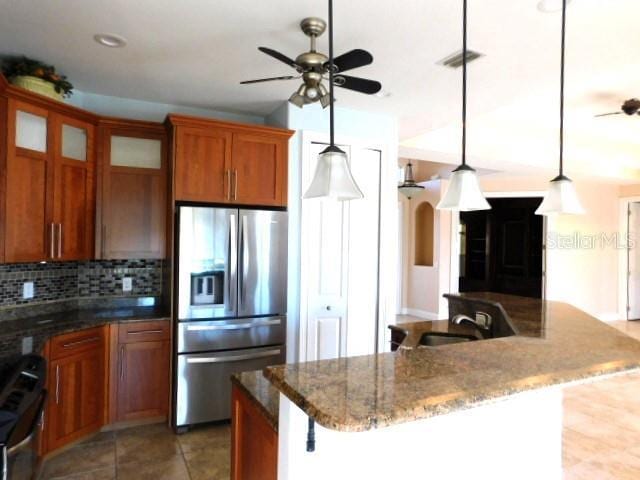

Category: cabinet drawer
[50, 326, 105, 360]
[118, 320, 170, 344]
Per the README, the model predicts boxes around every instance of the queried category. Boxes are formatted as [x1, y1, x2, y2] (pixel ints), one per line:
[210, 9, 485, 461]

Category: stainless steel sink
[418, 332, 480, 347]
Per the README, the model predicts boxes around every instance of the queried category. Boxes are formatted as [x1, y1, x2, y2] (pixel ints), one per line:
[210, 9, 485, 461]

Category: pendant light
[303, 0, 363, 201]
[398, 162, 425, 199]
[436, 0, 490, 212]
[535, 0, 584, 215]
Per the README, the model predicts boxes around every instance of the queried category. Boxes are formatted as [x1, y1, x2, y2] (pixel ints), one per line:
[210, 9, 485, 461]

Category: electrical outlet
[23, 282, 34, 299]
[122, 277, 133, 292]
[22, 336, 33, 354]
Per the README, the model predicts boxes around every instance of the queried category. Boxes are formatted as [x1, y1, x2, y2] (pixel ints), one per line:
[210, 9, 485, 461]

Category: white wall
[399, 173, 623, 321]
[68, 89, 264, 124]
[266, 102, 398, 361]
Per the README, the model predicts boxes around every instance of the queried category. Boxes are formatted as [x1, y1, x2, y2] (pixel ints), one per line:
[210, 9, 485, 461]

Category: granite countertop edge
[264, 357, 640, 433]
[231, 373, 279, 432]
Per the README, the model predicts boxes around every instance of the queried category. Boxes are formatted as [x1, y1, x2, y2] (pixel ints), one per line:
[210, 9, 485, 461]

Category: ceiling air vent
[438, 50, 484, 69]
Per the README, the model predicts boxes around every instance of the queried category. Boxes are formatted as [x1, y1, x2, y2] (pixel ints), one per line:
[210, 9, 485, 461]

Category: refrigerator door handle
[185, 349, 281, 364]
[239, 215, 249, 310]
[186, 318, 281, 331]
[228, 213, 237, 315]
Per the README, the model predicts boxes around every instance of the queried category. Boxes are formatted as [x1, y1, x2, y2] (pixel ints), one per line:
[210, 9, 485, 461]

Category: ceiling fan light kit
[436, 0, 491, 212]
[303, 0, 363, 201]
[536, 0, 585, 216]
[241, 12, 381, 108]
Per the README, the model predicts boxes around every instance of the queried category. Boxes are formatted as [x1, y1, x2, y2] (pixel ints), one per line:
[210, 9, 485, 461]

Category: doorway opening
[458, 197, 544, 298]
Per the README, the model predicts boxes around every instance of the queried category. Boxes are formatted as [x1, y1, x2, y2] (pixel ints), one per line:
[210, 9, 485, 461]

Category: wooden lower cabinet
[45, 327, 107, 452]
[111, 321, 170, 422]
[40, 320, 170, 456]
[231, 384, 278, 480]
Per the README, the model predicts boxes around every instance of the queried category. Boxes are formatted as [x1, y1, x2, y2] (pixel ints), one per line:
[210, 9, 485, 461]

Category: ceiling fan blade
[594, 112, 623, 117]
[240, 76, 297, 85]
[333, 75, 382, 95]
[326, 49, 373, 73]
[258, 47, 299, 69]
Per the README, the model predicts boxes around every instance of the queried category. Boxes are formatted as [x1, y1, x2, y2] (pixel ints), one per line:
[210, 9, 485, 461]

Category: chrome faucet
[452, 314, 490, 338]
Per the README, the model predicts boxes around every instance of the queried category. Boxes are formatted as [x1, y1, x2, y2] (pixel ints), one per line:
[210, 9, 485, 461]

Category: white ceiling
[1, 0, 639, 181]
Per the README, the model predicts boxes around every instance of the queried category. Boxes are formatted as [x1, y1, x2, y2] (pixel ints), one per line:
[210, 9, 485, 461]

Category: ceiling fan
[240, 17, 382, 108]
[595, 98, 640, 117]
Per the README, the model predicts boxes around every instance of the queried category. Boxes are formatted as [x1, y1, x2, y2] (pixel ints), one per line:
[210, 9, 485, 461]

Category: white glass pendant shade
[436, 165, 491, 211]
[303, 146, 363, 201]
[535, 175, 585, 215]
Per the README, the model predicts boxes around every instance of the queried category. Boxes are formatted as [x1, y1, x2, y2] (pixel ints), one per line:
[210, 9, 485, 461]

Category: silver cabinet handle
[119, 345, 125, 380]
[55, 365, 60, 404]
[226, 170, 231, 200]
[57, 223, 62, 258]
[232, 169, 238, 200]
[127, 329, 163, 335]
[186, 319, 281, 331]
[101, 224, 107, 258]
[50, 223, 56, 259]
[62, 336, 100, 349]
[186, 349, 281, 364]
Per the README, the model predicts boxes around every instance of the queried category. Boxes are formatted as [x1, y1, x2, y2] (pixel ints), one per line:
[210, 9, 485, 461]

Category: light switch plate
[23, 282, 34, 299]
[122, 277, 133, 292]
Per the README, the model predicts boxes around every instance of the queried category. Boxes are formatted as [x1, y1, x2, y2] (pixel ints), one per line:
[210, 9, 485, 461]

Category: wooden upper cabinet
[3, 97, 96, 263]
[99, 120, 167, 259]
[231, 133, 287, 207]
[4, 100, 51, 262]
[52, 114, 96, 261]
[174, 126, 231, 203]
[169, 115, 292, 207]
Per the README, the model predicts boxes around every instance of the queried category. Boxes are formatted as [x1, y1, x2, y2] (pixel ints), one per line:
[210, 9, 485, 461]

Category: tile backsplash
[0, 259, 163, 308]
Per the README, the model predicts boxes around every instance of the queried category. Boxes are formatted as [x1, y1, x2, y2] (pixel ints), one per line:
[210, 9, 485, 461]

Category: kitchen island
[264, 293, 640, 479]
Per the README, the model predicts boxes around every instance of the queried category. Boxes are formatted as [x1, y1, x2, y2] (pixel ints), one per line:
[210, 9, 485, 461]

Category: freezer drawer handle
[186, 319, 281, 331]
[186, 349, 281, 364]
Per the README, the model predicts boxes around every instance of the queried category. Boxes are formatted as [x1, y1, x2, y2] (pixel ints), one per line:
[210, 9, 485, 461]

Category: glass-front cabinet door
[100, 129, 167, 260]
[5, 100, 51, 263]
[53, 114, 95, 261]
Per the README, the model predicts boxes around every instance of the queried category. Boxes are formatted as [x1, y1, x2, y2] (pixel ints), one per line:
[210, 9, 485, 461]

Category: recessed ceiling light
[537, 0, 571, 13]
[93, 33, 127, 48]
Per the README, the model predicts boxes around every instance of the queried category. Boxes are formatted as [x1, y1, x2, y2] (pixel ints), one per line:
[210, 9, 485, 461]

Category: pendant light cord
[559, 0, 566, 177]
[328, 0, 336, 147]
[461, 0, 467, 167]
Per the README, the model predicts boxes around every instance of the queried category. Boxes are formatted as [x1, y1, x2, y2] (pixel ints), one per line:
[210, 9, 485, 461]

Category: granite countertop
[264, 293, 640, 432]
[0, 300, 170, 370]
[232, 371, 280, 431]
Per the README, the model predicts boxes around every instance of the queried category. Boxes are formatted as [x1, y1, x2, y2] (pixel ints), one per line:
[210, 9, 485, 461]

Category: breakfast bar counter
[264, 293, 640, 479]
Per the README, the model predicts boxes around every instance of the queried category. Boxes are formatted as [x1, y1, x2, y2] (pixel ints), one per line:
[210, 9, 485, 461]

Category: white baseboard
[598, 312, 623, 323]
[400, 308, 446, 321]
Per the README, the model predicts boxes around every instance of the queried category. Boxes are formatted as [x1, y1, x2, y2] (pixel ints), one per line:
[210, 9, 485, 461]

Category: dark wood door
[174, 126, 231, 202]
[4, 100, 53, 262]
[52, 114, 95, 261]
[116, 339, 170, 421]
[231, 384, 278, 480]
[100, 126, 167, 259]
[231, 133, 287, 207]
[47, 347, 105, 451]
[460, 197, 543, 298]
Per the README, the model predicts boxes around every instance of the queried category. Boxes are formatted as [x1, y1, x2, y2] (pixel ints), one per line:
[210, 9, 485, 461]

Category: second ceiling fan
[240, 16, 382, 108]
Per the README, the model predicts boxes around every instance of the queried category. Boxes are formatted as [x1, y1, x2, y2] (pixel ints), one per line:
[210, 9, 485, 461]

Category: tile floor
[39, 422, 231, 480]
[39, 320, 640, 480]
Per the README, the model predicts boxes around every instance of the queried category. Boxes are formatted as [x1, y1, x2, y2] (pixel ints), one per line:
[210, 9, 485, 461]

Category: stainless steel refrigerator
[174, 206, 287, 429]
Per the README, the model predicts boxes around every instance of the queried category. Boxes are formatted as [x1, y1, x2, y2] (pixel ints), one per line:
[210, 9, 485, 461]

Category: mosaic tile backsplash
[0, 259, 163, 307]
